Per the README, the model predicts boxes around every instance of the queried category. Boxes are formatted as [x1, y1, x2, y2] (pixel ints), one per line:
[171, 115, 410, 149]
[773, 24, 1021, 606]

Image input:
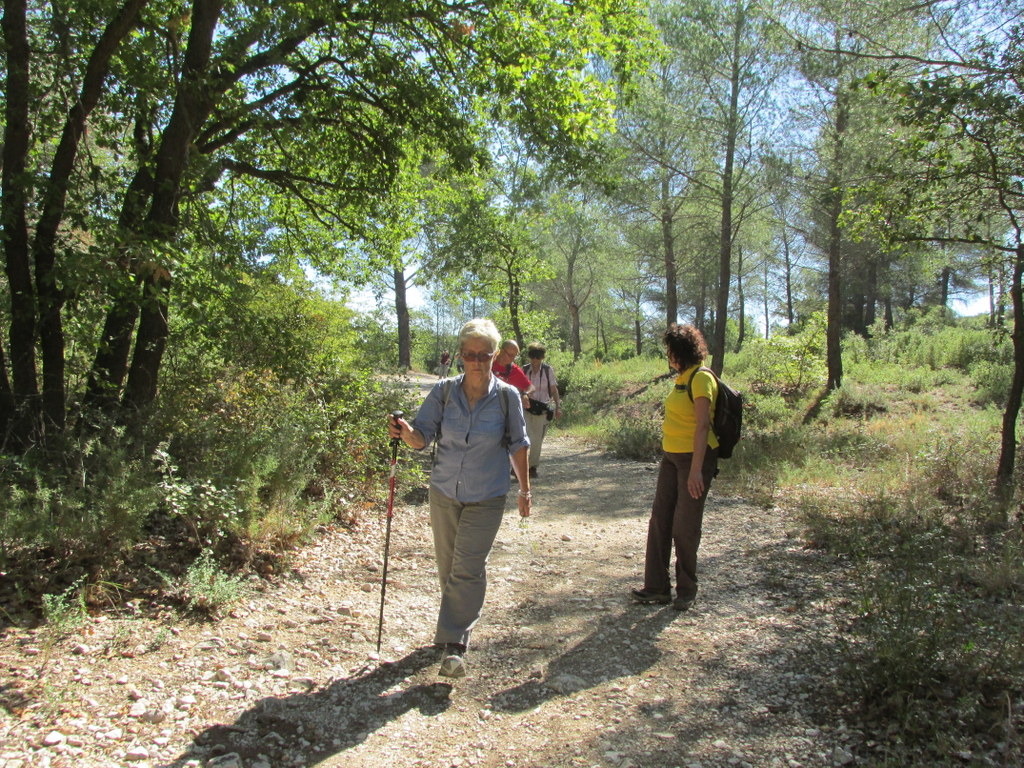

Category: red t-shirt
[493, 362, 532, 394]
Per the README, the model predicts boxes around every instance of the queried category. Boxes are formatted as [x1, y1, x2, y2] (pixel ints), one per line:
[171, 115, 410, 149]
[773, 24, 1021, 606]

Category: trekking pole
[376, 411, 403, 654]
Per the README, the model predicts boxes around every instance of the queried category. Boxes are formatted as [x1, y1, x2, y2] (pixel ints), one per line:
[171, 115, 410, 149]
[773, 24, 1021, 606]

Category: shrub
[732, 313, 827, 398]
[606, 411, 661, 461]
[182, 550, 247, 615]
[41, 577, 89, 636]
[969, 360, 1011, 407]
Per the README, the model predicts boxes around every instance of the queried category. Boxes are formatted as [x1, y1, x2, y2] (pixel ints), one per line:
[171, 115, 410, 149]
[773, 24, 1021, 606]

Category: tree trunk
[864, 260, 878, 332]
[569, 302, 582, 359]
[712, 2, 744, 375]
[694, 282, 707, 335]
[2, 0, 39, 448]
[32, 0, 147, 434]
[734, 246, 745, 353]
[995, 242, 1024, 491]
[122, 268, 170, 409]
[507, 269, 524, 350]
[938, 265, 951, 308]
[762, 255, 771, 338]
[826, 89, 848, 391]
[661, 173, 678, 328]
[121, 0, 224, 411]
[782, 226, 795, 326]
[0, 340, 12, 443]
[394, 267, 411, 370]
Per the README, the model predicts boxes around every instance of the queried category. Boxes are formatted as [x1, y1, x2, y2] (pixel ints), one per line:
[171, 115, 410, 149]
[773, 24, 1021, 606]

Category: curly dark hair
[663, 324, 708, 369]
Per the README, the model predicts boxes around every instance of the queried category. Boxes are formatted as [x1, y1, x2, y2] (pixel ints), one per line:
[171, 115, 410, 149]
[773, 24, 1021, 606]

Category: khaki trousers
[429, 489, 506, 648]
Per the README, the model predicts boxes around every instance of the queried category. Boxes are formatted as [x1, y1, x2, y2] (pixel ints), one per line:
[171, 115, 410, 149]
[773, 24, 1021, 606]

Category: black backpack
[687, 366, 743, 459]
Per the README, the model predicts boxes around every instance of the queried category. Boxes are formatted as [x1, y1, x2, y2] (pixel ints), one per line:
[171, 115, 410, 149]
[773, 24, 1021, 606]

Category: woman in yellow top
[631, 324, 718, 611]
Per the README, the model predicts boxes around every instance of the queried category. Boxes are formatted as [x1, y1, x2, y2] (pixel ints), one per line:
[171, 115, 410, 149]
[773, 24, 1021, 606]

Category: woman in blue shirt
[389, 318, 531, 677]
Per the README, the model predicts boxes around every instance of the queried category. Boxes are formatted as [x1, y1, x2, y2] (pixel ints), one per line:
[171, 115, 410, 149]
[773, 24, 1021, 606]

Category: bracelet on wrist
[518, 490, 532, 499]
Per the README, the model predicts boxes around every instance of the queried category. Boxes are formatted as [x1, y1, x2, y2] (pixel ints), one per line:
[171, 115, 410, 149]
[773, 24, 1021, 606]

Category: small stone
[289, 677, 316, 692]
[256, 631, 273, 642]
[832, 746, 854, 766]
[195, 637, 226, 650]
[207, 752, 243, 768]
[71, 643, 89, 655]
[545, 673, 587, 694]
[24, 646, 41, 656]
[126, 745, 150, 761]
[560, 534, 573, 541]
[139, 709, 167, 724]
[175, 695, 197, 710]
[258, 651, 295, 672]
[129, 701, 149, 717]
[43, 731, 66, 746]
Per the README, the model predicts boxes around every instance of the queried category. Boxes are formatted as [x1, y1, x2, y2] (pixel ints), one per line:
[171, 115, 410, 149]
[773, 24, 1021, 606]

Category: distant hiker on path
[389, 318, 531, 678]
[631, 324, 718, 612]
[492, 339, 534, 410]
[523, 342, 561, 479]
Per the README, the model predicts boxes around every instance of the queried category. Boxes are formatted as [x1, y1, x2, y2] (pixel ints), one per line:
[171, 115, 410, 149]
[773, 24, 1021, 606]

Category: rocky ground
[1, 432, 873, 768]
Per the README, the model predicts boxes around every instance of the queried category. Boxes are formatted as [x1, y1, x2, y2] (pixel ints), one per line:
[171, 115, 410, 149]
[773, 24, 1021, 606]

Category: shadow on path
[487, 604, 678, 713]
[160, 646, 450, 767]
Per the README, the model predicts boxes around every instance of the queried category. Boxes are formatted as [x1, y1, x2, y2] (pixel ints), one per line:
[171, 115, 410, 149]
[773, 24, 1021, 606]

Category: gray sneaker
[438, 645, 467, 678]
[673, 594, 695, 611]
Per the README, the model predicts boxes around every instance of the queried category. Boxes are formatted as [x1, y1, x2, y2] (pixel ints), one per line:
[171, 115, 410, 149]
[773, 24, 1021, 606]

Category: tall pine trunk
[996, 241, 1024, 492]
[661, 173, 678, 328]
[2, 0, 39, 449]
[394, 267, 411, 370]
[825, 89, 848, 391]
[712, 1, 744, 375]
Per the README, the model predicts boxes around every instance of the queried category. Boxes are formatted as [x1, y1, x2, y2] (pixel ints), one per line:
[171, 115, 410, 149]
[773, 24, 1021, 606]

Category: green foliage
[0, 427, 161, 563]
[606, 412, 662, 461]
[969, 360, 1012, 408]
[41, 577, 88, 637]
[729, 313, 828, 398]
[182, 550, 247, 616]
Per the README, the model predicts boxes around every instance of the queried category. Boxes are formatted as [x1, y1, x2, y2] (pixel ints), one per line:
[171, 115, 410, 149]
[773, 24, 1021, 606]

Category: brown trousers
[642, 449, 718, 599]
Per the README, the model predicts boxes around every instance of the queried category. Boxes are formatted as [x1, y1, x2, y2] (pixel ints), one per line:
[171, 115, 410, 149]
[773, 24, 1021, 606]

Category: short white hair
[458, 318, 501, 353]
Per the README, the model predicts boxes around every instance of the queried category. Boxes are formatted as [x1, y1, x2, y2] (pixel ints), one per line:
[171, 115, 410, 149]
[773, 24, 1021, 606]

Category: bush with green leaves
[969, 360, 1012, 407]
[41, 577, 89, 636]
[182, 550, 247, 615]
[0, 425, 161, 567]
[730, 313, 827, 398]
[606, 411, 661, 460]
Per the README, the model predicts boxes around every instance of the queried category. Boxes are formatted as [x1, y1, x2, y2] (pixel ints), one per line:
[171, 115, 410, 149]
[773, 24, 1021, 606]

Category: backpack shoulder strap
[432, 378, 456, 466]
[686, 366, 717, 402]
[499, 383, 511, 449]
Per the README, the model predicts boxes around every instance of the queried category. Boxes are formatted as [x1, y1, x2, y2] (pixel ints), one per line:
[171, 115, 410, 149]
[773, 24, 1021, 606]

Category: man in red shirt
[492, 340, 533, 408]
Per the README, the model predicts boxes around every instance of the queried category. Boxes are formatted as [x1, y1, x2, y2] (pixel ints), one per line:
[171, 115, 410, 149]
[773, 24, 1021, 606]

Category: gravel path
[0, 433, 861, 768]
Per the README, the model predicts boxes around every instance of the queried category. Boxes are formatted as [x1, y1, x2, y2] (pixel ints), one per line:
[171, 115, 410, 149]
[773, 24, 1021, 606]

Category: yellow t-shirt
[662, 365, 719, 453]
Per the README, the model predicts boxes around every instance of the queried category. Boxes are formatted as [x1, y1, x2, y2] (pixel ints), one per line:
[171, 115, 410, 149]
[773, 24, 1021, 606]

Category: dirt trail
[0, 433, 858, 768]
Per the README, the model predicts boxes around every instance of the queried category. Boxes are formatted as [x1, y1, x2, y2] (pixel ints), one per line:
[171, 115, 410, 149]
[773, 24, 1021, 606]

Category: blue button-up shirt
[413, 375, 530, 503]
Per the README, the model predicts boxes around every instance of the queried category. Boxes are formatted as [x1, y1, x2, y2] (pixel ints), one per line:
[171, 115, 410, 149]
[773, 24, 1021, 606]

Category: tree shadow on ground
[487, 604, 678, 713]
[159, 645, 451, 768]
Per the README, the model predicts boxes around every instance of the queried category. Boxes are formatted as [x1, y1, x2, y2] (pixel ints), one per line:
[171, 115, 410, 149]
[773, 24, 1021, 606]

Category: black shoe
[673, 594, 695, 611]
[630, 588, 671, 605]
[529, 466, 538, 478]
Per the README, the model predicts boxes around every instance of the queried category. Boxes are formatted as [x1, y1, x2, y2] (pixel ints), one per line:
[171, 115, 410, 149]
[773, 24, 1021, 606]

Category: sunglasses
[461, 351, 495, 362]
